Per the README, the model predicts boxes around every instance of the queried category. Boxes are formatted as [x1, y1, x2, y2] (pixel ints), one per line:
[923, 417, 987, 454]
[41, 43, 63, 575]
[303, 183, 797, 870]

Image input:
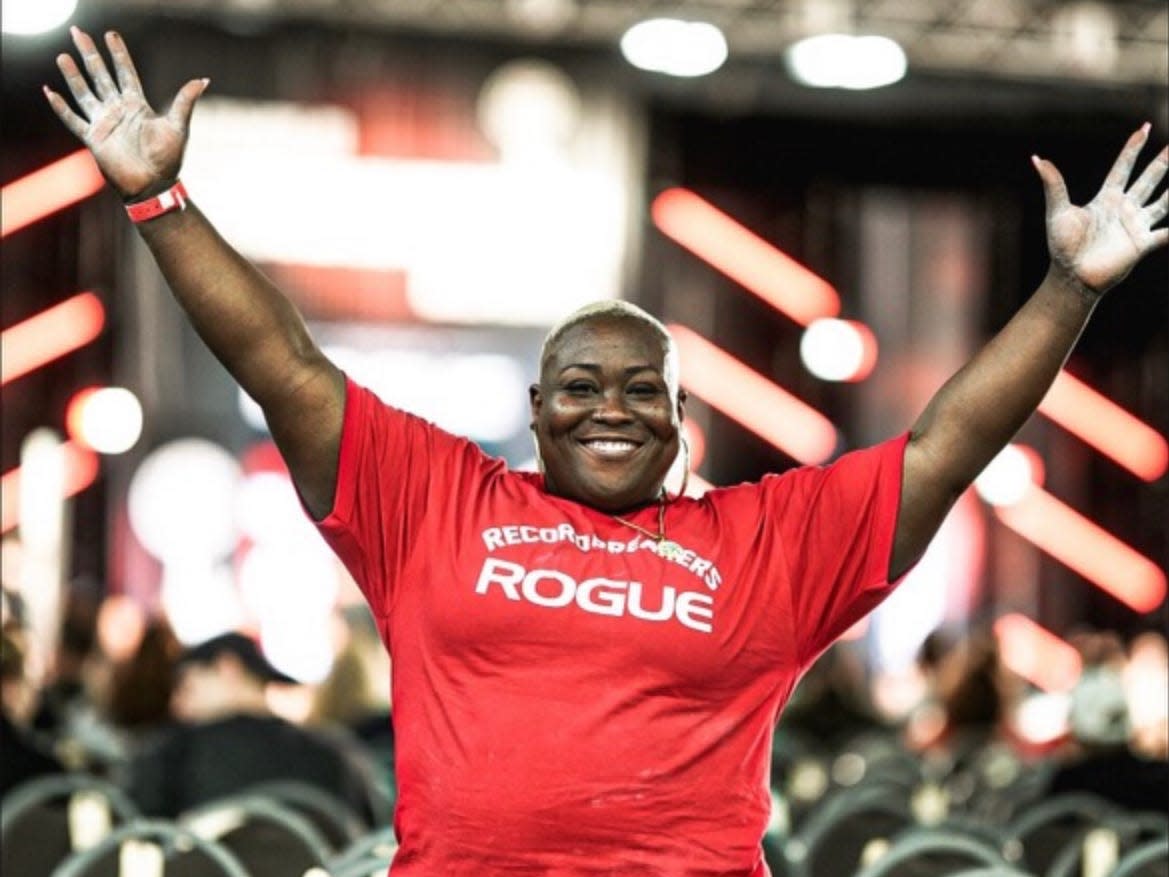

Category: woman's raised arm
[45, 27, 345, 519]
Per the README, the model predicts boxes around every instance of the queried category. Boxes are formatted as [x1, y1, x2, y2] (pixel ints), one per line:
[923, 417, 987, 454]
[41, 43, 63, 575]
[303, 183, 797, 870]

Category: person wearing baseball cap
[122, 630, 382, 824]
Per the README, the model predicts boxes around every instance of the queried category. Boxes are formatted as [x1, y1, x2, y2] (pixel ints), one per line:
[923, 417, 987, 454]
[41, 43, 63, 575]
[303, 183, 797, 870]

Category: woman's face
[530, 316, 684, 513]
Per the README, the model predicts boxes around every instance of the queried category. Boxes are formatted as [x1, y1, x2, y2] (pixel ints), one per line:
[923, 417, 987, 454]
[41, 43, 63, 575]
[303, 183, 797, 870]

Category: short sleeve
[768, 433, 910, 665]
[313, 377, 496, 618]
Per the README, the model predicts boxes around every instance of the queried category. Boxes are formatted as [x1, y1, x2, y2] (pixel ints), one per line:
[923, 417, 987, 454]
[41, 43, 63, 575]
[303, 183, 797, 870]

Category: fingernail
[1141, 122, 1151, 135]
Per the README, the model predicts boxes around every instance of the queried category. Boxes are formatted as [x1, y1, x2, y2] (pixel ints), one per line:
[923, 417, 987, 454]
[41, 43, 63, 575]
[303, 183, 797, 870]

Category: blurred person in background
[30, 587, 124, 772]
[46, 26, 1167, 876]
[105, 617, 181, 738]
[2, 629, 65, 795]
[909, 627, 1016, 760]
[123, 631, 383, 822]
[308, 607, 396, 804]
[1043, 635, 1169, 814]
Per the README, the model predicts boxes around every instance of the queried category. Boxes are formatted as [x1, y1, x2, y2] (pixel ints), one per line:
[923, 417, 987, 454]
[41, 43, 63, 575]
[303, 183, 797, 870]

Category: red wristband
[125, 181, 188, 223]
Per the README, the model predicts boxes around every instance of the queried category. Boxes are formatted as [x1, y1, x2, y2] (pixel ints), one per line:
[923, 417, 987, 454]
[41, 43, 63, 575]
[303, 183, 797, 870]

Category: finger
[104, 30, 145, 97]
[55, 52, 101, 117]
[1144, 191, 1168, 227]
[70, 26, 118, 101]
[1128, 145, 1168, 204]
[1145, 227, 1168, 253]
[1032, 155, 1070, 215]
[165, 77, 210, 132]
[1101, 123, 1150, 192]
[43, 85, 90, 141]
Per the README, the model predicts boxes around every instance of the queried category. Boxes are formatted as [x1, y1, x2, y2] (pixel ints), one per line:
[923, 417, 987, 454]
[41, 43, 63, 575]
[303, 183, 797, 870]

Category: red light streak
[669, 323, 838, 464]
[1, 441, 101, 534]
[1, 150, 105, 238]
[1, 292, 106, 386]
[994, 613, 1082, 693]
[996, 485, 1166, 613]
[652, 188, 840, 326]
[1039, 370, 1167, 482]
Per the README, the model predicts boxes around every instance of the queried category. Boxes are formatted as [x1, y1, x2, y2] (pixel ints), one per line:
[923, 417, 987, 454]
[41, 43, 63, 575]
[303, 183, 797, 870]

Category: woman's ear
[676, 387, 687, 423]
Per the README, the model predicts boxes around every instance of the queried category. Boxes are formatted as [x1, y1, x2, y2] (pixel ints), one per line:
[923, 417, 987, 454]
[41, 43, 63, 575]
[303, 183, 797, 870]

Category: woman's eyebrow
[557, 363, 662, 377]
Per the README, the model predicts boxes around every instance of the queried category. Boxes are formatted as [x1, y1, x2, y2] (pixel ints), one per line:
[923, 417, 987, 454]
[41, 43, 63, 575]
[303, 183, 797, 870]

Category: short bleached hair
[538, 300, 680, 394]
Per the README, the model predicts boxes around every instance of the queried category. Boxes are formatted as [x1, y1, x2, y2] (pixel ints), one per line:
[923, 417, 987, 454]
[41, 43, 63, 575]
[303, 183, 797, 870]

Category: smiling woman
[42, 23, 1168, 877]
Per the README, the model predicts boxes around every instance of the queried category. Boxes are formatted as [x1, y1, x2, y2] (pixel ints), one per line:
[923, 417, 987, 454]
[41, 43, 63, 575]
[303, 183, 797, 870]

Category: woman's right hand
[44, 27, 208, 200]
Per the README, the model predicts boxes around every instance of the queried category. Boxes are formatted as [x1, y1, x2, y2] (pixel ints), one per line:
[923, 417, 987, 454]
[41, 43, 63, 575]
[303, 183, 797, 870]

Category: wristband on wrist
[125, 181, 188, 223]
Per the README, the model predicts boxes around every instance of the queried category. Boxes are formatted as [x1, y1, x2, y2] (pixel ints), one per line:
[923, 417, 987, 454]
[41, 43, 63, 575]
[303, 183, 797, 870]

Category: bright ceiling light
[800, 318, 878, 382]
[975, 444, 1041, 507]
[66, 387, 144, 455]
[786, 33, 907, 90]
[620, 18, 728, 78]
[1, 0, 77, 35]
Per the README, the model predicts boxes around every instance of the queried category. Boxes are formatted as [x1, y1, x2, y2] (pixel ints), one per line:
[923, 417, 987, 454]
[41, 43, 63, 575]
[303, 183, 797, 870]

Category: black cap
[177, 632, 297, 685]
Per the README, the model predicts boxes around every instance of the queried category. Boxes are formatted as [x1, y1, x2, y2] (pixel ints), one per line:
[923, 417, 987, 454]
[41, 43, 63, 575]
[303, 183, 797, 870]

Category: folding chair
[1109, 837, 1169, 877]
[1, 773, 141, 877]
[241, 779, 369, 851]
[49, 818, 248, 877]
[782, 782, 914, 877]
[854, 825, 1008, 877]
[181, 793, 333, 877]
[326, 824, 399, 877]
[1002, 792, 1119, 876]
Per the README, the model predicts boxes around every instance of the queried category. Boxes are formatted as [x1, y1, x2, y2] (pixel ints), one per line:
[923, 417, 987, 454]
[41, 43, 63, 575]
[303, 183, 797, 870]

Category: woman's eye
[565, 382, 595, 394]
[628, 384, 660, 397]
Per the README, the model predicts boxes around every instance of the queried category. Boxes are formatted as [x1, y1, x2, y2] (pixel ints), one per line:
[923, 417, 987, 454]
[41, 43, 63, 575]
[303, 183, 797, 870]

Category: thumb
[1032, 154, 1070, 217]
[166, 77, 210, 132]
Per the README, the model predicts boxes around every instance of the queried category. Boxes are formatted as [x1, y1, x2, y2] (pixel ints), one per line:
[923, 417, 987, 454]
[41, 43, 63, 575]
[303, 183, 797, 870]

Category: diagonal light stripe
[1, 150, 105, 238]
[995, 484, 1166, 613]
[652, 188, 840, 326]
[1039, 370, 1167, 482]
[993, 613, 1082, 693]
[1, 440, 100, 534]
[1, 292, 106, 386]
[669, 323, 838, 464]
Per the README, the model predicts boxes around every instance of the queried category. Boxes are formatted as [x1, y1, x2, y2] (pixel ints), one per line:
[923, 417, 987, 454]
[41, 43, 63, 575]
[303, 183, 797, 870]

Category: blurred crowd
[1, 585, 396, 821]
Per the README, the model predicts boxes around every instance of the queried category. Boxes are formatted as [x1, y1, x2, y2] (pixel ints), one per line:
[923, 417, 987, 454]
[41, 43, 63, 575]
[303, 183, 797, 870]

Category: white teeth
[585, 440, 637, 455]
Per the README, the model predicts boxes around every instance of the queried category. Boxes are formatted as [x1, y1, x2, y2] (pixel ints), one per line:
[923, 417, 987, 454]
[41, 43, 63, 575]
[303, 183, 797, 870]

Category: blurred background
[1, 1, 1167, 870]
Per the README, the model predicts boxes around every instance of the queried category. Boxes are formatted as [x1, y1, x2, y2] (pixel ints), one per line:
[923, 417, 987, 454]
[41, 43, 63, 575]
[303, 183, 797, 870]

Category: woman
[46, 27, 1166, 875]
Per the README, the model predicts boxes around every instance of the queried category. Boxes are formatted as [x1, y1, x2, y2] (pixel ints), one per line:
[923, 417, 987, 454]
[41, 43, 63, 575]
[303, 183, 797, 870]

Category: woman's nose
[591, 389, 633, 422]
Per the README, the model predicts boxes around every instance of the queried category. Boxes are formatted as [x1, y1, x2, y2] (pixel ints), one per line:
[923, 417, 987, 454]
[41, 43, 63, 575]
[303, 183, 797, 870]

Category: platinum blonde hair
[537, 300, 680, 395]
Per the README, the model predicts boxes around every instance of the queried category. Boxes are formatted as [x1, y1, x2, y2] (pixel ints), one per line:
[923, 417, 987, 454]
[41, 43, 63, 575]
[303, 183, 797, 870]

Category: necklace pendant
[655, 539, 685, 562]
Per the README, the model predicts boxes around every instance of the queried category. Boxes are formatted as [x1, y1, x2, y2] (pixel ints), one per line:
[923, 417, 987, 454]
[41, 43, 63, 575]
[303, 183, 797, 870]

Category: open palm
[45, 27, 206, 199]
[1035, 126, 1169, 294]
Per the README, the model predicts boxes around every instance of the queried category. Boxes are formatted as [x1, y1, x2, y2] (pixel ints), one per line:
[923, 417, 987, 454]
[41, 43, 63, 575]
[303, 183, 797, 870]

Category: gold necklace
[612, 492, 685, 561]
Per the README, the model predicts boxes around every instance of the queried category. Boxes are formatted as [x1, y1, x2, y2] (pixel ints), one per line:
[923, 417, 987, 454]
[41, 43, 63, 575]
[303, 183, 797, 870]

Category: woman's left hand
[1034, 124, 1167, 295]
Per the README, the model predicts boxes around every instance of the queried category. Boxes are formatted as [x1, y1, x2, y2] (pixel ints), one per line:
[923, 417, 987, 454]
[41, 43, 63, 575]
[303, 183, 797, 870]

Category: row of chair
[1, 772, 397, 877]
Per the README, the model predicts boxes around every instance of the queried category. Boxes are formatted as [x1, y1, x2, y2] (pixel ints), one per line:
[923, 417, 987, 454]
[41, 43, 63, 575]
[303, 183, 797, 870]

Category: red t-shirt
[316, 378, 910, 876]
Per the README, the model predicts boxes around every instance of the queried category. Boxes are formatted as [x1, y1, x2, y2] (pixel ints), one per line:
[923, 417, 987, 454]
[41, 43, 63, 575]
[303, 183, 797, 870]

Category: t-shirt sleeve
[766, 433, 911, 665]
[312, 376, 496, 618]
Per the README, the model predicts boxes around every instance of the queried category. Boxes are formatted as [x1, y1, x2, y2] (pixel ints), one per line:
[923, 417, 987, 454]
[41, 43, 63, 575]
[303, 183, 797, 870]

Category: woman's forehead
[547, 316, 668, 364]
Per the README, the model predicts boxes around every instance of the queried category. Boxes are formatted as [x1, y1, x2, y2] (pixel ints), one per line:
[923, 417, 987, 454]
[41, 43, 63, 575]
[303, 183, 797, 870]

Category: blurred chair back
[782, 783, 914, 877]
[1003, 792, 1119, 875]
[1, 773, 141, 877]
[1047, 812, 1169, 877]
[945, 868, 1038, 877]
[854, 825, 1007, 877]
[1108, 837, 1169, 877]
[49, 818, 248, 877]
[326, 824, 399, 877]
[181, 793, 333, 877]
[241, 779, 368, 852]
